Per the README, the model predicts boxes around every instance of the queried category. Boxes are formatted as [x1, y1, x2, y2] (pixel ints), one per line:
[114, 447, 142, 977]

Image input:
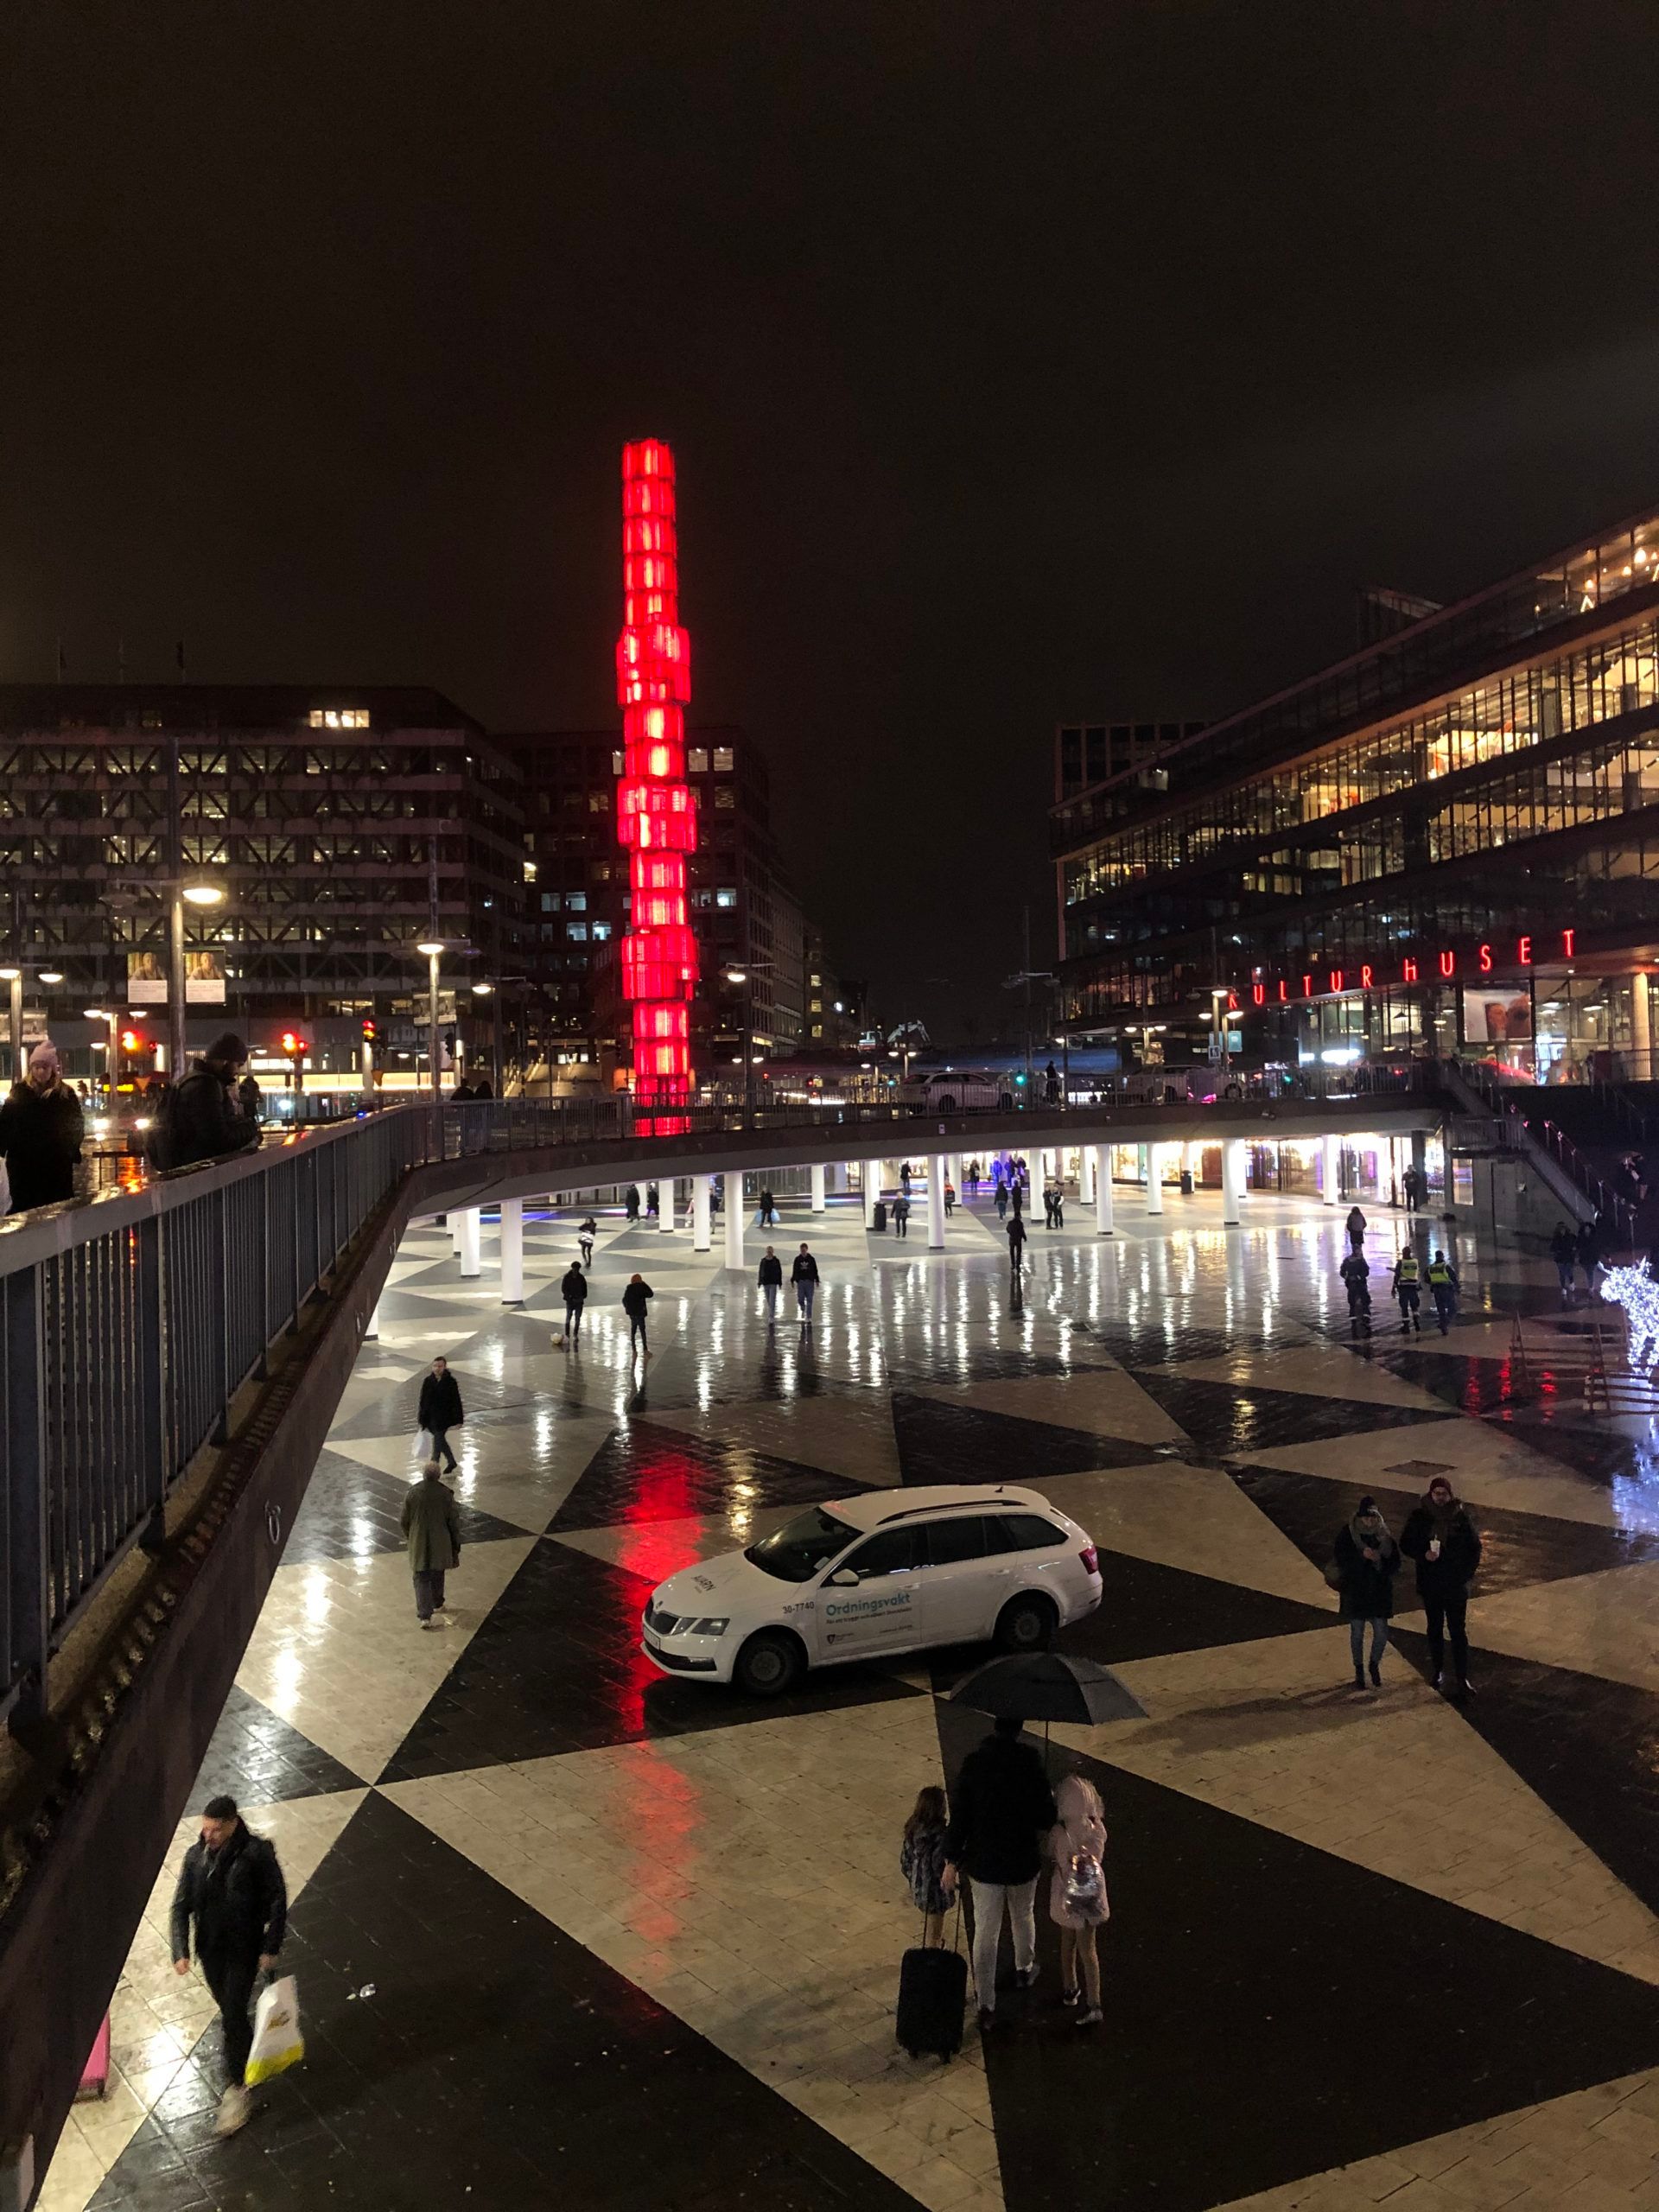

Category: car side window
[838, 1527, 920, 1580]
[995, 1513, 1065, 1553]
[926, 1516, 986, 1566]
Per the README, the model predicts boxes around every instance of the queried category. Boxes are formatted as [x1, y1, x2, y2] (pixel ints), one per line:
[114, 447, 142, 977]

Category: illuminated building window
[592, 921, 612, 941]
[523, 861, 537, 882]
[308, 709, 370, 728]
[588, 790, 611, 811]
[566, 892, 587, 910]
[568, 922, 588, 941]
[715, 887, 737, 908]
[715, 786, 735, 809]
[713, 746, 734, 772]
[687, 747, 709, 773]
[540, 892, 561, 911]
[612, 750, 625, 774]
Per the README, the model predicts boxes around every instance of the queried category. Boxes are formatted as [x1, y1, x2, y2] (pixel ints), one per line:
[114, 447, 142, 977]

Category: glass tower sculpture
[615, 438, 698, 1113]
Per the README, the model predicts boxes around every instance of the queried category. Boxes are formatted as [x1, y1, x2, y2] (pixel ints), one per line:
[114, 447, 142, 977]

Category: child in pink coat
[1047, 1773, 1108, 2026]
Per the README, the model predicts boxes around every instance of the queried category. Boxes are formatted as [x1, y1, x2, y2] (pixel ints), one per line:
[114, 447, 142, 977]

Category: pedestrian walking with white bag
[1047, 1773, 1109, 2027]
[169, 1795, 290, 2135]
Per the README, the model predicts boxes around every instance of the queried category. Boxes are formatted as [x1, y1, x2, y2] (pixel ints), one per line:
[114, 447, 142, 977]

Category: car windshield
[745, 1507, 856, 1584]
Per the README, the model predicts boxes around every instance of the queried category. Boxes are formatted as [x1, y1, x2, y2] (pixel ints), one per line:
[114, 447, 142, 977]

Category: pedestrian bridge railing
[0, 1058, 1441, 1728]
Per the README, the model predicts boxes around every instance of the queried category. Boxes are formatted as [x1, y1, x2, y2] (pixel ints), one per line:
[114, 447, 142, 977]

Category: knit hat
[205, 1032, 247, 1065]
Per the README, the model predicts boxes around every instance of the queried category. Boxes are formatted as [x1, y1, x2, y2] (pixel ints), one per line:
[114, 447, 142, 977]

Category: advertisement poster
[125, 950, 227, 1004]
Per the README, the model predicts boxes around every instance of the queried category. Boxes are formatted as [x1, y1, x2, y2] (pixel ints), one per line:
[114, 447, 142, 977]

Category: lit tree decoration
[1599, 1262, 1659, 1370]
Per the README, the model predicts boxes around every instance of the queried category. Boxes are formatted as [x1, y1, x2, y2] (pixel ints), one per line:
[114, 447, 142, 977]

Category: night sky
[7, 4, 1659, 1039]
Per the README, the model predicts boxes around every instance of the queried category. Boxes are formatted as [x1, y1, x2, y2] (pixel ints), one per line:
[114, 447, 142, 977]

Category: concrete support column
[725, 1178, 745, 1272]
[460, 1207, 481, 1278]
[1634, 970, 1652, 1082]
[1322, 1132, 1341, 1205]
[500, 1197, 524, 1303]
[450, 1213, 464, 1255]
[927, 1155, 947, 1249]
[365, 1300, 382, 1340]
[1094, 1144, 1114, 1234]
[1222, 1140, 1243, 1227]
[1079, 1145, 1096, 1205]
[693, 1174, 711, 1252]
[810, 1162, 826, 1213]
[659, 1176, 675, 1232]
[1146, 1143, 1165, 1216]
[864, 1160, 881, 1227]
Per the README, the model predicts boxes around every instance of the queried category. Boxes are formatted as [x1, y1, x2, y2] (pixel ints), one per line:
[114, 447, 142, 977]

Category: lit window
[713, 746, 734, 772]
[524, 860, 537, 882]
[687, 747, 709, 772]
[540, 892, 562, 912]
[591, 922, 612, 942]
[568, 922, 588, 941]
[715, 887, 737, 909]
[611, 750, 625, 775]
[715, 786, 735, 809]
[308, 708, 369, 728]
[566, 892, 587, 911]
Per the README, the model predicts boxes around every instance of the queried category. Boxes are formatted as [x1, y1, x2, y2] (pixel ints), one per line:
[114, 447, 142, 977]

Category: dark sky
[8, 3, 1659, 1039]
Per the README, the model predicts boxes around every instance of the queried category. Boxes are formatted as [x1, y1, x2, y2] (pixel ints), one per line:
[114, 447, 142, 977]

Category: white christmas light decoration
[1599, 1262, 1659, 1371]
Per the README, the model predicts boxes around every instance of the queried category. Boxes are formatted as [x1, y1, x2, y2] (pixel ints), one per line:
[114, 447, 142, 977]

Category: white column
[499, 1197, 524, 1302]
[460, 1207, 481, 1277]
[450, 1213, 464, 1255]
[693, 1174, 711, 1252]
[864, 1159, 880, 1226]
[927, 1154, 947, 1249]
[1322, 1131, 1341, 1205]
[810, 1162, 826, 1213]
[365, 1300, 382, 1340]
[1146, 1143, 1165, 1216]
[1222, 1140, 1243, 1227]
[725, 1178, 745, 1271]
[1634, 971, 1652, 1082]
[1094, 1143, 1114, 1234]
[1079, 1146, 1096, 1205]
[659, 1176, 675, 1232]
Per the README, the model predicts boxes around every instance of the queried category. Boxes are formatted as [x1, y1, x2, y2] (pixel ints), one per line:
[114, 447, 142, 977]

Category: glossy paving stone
[1065, 1547, 1337, 1665]
[1127, 1371, 1454, 1457]
[91, 1793, 920, 2212]
[280, 1449, 532, 1563]
[1356, 1343, 1522, 1414]
[1230, 1465, 1659, 1604]
[547, 1422, 875, 1532]
[890, 1392, 1157, 1486]
[188, 1684, 365, 1804]
[933, 1698, 1659, 2212]
[379, 1539, 920, 1777]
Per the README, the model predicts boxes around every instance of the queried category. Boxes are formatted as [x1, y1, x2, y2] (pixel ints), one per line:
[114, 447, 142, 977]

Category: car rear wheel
[937, 1095, 957, 1114]
[995, 1593, 1056, 1654]
[734, 1630, 804, 1697]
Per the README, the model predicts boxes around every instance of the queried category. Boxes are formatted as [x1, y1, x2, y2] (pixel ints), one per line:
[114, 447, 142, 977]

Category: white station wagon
[641, 1484, 1103, 1696]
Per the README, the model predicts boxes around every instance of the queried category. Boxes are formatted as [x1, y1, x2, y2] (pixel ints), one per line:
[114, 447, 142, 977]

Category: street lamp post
[473, 982, 497, 1095]
[171, 879, 226, 1081]
[0, 967, 21, 1084]
[417, 942, 445, 1137]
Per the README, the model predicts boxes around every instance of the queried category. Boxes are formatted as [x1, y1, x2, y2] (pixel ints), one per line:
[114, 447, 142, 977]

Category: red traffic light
[280, 1031, 307, 1057]
[361, 1018, 378, 1041]
[119, 1029, 145, 1053]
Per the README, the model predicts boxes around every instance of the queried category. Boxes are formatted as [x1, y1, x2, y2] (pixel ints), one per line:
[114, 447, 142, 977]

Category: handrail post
[5, 1264, 48, 1732]
[138, 1217, 168, 1551]
[213, 1185, 233, 1445]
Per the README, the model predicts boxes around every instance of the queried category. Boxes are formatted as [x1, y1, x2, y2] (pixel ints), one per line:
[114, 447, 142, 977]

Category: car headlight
[684, 1616, 730, 1637]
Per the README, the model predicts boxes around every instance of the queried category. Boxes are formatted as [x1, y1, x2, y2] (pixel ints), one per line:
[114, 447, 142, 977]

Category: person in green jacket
[402, 1460, 462, 1628]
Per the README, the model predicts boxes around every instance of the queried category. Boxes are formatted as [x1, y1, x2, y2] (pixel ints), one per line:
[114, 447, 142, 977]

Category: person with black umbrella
[941, 1717, 1057, 2034]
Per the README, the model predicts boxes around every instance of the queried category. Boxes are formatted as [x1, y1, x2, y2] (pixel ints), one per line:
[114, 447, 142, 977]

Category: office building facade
[1054, 508, 1659, 1083]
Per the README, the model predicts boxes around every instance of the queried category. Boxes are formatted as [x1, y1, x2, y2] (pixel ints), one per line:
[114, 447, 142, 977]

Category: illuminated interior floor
[46, 1185, 1659, 2212]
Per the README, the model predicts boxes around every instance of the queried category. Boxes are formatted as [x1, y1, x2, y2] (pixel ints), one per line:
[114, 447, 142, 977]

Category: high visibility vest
[1395, 1257, 1419, 1284]
[1427, 1261, 1452, 1287]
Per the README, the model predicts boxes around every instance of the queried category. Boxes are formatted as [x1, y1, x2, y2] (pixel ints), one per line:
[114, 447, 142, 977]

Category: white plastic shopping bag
[245, 1974, 304, 2086]
[415, 1427, 435, 1461]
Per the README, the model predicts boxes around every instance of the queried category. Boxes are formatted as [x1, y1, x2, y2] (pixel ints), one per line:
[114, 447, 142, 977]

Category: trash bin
[873, 1201, 888, 1231]
[1179, 1169, 1194, 1196]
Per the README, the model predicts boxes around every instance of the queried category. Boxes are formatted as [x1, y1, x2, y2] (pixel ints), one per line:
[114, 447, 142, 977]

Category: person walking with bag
[416, 1356, 462, 1471]
[758, 1245, 783, 1321]
[578, 1214, 597, 1266]
[1047, 1774, 1108, 2028]
[1401, 1478, 1481, 1697]
[942, 1716, 1058, 2034]
[558, 1261, 588, 1344]
[403, 1458, 462, 1626]
[1332, 1496, 1400, 1688]
[170, 1795, 288, 2137]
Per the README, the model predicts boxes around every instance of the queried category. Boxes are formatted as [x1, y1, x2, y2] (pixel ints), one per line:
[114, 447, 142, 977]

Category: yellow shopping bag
[245, 1974, 304, 2085]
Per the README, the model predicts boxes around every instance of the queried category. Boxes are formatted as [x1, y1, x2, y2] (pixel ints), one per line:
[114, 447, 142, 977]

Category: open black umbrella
[950, 1651, 1145, 1726]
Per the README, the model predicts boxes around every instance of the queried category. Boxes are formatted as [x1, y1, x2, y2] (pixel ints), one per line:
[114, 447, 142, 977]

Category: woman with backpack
[1047, 1774, 1108, 2028]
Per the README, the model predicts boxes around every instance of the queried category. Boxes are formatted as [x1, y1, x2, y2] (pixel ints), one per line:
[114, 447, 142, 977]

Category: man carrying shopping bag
[170, 1795, 289, 2135]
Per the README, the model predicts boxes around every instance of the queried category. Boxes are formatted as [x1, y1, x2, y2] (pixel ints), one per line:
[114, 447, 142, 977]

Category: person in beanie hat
[0, 1041, 85, 1211]
[1332, 1497, 1401, 1688]
[166, 1033, 261, 1169]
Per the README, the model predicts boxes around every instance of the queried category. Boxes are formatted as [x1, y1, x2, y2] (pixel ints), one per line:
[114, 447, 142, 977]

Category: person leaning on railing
[159, 1033, 264, 1171]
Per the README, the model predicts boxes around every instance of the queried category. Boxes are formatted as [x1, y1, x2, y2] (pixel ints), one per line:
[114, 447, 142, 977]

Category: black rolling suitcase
[896, 1907, 967, 2060]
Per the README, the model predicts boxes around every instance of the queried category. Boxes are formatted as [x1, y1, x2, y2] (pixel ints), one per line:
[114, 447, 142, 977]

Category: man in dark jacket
[0, 1042, 84, 1211]
[758, 1245, 783, 1321]
[942, 1718, 1058, 2031]
[1401, 1477, 1482, 1697]
[237, 1070, 262, 1125]
[625, 1183, 641, 1222]
[1550, 1223, 1578, 1303]
[791, 1243, 820, 1320]
[622, 1273, 653, 1358]
[1333, 1496, 1401, 1688]
[416, 1356, 463, 1470]
[164, 1033, 261, 1170]
[403, 1459, 462, 1624]
[170, 1795, 288, 2133]
[559, 1261, 588, 1342]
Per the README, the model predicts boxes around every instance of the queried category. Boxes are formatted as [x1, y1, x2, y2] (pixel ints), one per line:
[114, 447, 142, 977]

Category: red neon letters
[1240, 929, 1580, 1002]
[616, 439, 697, 1105]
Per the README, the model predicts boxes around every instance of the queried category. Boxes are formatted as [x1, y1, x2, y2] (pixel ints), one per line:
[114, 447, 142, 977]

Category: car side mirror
[827, 1567, 860, 1587]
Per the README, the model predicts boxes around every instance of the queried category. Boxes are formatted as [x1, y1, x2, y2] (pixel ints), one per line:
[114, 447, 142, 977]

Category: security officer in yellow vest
[1427, 1250, 1460, 1335]
[1391, 1248, 1422, 1334]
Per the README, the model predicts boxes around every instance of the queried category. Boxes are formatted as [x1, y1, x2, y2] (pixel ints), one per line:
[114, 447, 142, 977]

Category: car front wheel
[995, 1593, 1056, 1654]
[734, 1630, 804, 1697]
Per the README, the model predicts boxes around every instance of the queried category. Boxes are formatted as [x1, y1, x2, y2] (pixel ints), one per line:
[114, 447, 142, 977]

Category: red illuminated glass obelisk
[615, 439, 697, 1116]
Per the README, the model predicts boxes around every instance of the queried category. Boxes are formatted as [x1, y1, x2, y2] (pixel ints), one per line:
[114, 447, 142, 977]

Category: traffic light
[361, 1018, 378, 1042]
[280, 1031, 307, 1057]
[119, 1029, 146, 1054]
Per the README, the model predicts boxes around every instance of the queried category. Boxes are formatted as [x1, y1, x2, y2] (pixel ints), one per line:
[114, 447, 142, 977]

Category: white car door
[816, 1524, 925, 1662]
[920, 1515, 1001, 1644]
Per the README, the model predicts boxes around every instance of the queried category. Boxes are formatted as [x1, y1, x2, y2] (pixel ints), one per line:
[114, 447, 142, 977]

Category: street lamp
[169, 875, 226, 1083]
[416, 941, 445, 1114]
[84, 1007, 118, 1104]
[723, 963, 775, 1128]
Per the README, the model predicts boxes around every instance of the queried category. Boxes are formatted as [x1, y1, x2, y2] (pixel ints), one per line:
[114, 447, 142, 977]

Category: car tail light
[1079, 1546, 1099, 1575]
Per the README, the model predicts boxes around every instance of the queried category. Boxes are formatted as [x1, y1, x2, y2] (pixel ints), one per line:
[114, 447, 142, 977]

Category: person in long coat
[402, 1460, 462, 1626]
[1332, 1496, 1401, 1688]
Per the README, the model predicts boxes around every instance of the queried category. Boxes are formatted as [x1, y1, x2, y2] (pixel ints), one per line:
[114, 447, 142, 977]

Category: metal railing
[0, 1109, 428, 1725]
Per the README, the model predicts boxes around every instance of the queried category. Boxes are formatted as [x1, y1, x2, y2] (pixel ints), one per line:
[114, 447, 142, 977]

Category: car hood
[652, 1550, 778, 1617]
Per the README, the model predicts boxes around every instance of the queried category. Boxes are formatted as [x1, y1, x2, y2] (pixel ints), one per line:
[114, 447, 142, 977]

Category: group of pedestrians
[1338, 1205, 1462, 1336]
[1329, 1478, 1483, 1698]
[1549, 1218, 1606, 1303]
[758, 1243, 819, 1321]
[900, 1716, 1108, 2036]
